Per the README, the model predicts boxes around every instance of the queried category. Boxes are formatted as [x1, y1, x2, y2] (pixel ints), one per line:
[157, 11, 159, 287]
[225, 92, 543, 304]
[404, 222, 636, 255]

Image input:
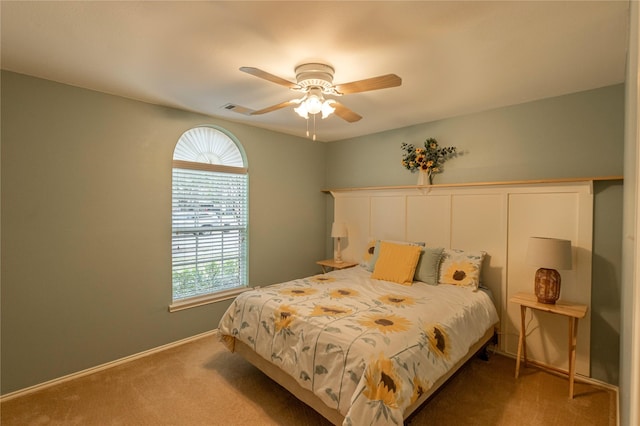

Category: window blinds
[172, 166, 248, 300]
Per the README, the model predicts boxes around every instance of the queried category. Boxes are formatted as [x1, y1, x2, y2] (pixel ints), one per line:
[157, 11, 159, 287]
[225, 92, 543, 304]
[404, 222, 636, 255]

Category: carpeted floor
[1, 333, 616, 425]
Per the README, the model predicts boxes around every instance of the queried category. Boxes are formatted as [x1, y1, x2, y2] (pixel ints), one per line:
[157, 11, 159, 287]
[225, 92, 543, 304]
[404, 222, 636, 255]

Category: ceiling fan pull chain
[313, 114, 317, 141]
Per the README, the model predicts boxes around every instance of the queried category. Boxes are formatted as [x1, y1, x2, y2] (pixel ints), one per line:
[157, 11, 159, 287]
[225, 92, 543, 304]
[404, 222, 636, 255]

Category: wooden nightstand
[316, 259, 358, 273]
[510, 292, 587, 398]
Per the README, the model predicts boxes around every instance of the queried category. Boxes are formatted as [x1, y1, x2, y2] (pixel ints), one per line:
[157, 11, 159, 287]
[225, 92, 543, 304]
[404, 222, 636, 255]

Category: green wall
[325, 84, 625, 385]
[0, 71, 327, 394]
[592, 180, 623, 384]
[619, 3, 640, 425]
[1, 71, 625, 394]
[326, 85, 624, 188]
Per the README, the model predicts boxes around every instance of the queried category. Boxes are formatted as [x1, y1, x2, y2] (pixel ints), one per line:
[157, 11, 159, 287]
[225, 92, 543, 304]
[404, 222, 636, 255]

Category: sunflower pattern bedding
[218, 266, 498, 426]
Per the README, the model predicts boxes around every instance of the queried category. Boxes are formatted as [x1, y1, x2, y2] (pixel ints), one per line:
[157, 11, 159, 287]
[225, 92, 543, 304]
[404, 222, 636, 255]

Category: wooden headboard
[329, 180, 593, 377]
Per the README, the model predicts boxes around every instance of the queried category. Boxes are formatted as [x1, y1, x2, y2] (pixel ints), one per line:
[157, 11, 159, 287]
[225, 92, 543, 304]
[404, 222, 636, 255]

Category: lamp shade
[294, 102, 309, 119]
[331, 222, 347, 238]
[526, 237, 572, 270]
[305, 94, 323, 114]
[321, 99, 336, 119]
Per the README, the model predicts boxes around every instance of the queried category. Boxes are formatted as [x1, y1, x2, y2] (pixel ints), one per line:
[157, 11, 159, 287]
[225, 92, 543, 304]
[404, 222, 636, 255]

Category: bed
[218, 244, 499, 425]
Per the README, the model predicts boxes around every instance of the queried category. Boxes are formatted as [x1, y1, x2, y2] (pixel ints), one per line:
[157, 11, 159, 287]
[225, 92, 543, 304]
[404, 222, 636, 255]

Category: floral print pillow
[438, 248, 486, 290]
[360, 240, 377, 271]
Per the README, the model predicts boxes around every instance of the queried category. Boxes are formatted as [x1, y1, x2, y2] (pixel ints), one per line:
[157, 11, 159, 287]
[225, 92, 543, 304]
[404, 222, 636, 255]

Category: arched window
[170, 126, 248, 309]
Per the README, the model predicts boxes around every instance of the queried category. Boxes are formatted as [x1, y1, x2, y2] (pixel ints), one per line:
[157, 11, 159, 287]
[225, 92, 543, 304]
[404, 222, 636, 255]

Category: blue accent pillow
[414, 247, 444, 285]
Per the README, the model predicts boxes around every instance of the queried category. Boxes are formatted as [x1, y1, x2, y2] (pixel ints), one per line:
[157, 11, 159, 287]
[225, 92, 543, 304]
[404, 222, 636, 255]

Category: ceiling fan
[232, 63, 402, 124]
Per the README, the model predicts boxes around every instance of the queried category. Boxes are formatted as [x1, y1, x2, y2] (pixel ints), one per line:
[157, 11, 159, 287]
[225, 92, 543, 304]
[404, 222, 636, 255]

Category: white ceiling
[0, 1, 630, 142]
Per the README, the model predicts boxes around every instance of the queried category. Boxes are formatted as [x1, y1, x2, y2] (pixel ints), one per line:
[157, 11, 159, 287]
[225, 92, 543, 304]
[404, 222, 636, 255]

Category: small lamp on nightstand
[331, 222, 347, 264]
[526, 237, 573, 304]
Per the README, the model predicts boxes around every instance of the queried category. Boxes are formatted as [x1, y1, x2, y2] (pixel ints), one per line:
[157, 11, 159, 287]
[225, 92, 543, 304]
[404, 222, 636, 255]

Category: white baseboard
[0, 329, 219, 402]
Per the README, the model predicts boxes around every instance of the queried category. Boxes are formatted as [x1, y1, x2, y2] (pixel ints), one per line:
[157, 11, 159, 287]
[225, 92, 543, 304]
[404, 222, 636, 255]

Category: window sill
[169, 287, 250, 312]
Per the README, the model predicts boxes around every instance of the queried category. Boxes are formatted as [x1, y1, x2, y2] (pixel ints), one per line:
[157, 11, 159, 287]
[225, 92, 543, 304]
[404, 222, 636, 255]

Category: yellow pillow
[371, 242, 423, 285]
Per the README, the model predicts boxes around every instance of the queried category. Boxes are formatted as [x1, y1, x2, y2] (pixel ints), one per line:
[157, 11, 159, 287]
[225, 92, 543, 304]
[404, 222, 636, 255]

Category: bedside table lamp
[331, 222, 347, 264]
[526, 237, 573, 304]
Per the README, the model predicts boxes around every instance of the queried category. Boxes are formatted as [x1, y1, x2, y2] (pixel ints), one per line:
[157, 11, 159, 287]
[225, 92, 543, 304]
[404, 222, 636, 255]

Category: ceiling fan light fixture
[294, 88, 335, 119]
[305, 93, 324, 115]
[294, 102, 309, 119]
[321, 99, 336, 119]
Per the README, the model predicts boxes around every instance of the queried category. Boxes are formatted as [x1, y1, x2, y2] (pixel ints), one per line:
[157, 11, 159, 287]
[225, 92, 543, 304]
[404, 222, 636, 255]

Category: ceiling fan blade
[250, 100, 299, 115]
[334, 74, 402, 95]
[239, 67, 298, 89]
[332, 102, 362, 123]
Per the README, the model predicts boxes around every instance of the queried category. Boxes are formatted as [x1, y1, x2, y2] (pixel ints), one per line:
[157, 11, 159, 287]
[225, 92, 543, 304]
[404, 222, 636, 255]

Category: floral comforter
[218, 266, 498, 426]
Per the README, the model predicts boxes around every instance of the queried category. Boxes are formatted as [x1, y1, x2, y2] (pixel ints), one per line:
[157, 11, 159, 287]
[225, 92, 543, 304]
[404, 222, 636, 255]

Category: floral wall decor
[401, 138, 457, 185]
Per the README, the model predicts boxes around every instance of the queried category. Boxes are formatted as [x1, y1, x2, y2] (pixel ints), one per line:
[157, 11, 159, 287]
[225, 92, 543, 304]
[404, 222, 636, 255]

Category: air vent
[221, 103, 254, 115]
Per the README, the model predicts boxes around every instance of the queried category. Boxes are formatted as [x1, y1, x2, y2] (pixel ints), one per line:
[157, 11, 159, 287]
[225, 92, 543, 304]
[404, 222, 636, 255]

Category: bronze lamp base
[534, 267, 561, 304]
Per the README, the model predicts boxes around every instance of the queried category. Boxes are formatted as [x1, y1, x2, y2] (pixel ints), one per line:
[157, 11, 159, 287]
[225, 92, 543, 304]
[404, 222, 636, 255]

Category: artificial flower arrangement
[401, 138, 457, 184]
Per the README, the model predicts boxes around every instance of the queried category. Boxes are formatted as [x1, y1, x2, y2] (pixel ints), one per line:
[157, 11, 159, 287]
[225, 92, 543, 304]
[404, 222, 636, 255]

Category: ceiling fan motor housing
[295, 63, 335, 92]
